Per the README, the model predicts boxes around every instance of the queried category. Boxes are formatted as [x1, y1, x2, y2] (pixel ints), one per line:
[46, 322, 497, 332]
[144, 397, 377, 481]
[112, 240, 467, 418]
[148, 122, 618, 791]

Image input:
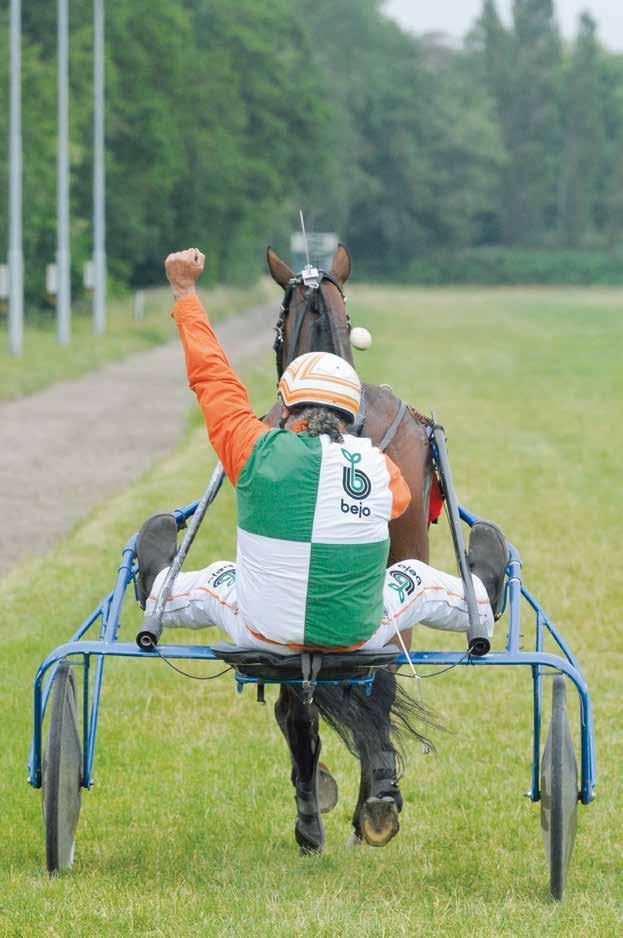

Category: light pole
[93, 0, 106, 335]
[56, 0, 71, 345]
[8, 0, 24, 357]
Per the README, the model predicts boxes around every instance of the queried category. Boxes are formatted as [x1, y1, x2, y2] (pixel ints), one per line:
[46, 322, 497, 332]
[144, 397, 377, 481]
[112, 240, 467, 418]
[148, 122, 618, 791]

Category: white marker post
[0, 265, 9, 304]
[134, 289, 145, 321]
[83, 260, 95, 292]
[46, 264, 58, 306]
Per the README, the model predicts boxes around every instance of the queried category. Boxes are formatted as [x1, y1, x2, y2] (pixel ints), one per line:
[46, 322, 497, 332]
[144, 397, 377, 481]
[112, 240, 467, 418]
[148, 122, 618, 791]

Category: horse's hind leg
[350, 670, 402, 848]
[275, 686, 338, 814]
[274, 685, 325, 855]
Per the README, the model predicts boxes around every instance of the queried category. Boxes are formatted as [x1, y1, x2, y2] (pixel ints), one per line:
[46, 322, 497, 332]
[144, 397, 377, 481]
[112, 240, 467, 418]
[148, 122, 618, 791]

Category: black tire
[540, 675, 578, 900]
[42, 662, 82, 872]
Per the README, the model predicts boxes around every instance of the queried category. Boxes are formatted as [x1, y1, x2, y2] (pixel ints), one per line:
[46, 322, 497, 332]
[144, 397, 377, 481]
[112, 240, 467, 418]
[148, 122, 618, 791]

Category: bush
[404, 248, 623, 285]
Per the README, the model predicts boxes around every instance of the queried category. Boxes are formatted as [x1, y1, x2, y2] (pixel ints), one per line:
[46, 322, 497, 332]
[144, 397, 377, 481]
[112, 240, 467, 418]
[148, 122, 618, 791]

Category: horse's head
[267, 243, 354, 378]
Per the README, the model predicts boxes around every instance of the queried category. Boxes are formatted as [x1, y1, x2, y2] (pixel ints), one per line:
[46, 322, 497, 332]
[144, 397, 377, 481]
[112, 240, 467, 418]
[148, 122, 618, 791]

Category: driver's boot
[136, 513, 178, 609]
[467, 520, 509, 620]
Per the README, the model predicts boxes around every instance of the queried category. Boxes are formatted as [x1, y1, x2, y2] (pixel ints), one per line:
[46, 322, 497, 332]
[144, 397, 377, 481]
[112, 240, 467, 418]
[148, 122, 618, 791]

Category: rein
[274, 270, 351, 379]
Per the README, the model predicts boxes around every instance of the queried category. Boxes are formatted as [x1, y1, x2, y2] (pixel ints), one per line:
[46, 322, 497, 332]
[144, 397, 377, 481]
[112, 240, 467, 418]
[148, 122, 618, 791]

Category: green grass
[1, 286, 622, 936]
[0, 280, 274, 402]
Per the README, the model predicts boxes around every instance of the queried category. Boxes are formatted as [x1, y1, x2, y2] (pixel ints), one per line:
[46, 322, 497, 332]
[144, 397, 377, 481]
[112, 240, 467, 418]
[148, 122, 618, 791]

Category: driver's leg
[145, 561, 239, 632]
[364, 520, 507, 649]
[144, 560, 294, 652]
[384, 559, 494, 637]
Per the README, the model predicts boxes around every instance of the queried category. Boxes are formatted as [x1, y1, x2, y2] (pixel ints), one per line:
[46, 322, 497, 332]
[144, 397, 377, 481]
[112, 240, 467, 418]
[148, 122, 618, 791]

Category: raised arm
[165, 248, 268, 484]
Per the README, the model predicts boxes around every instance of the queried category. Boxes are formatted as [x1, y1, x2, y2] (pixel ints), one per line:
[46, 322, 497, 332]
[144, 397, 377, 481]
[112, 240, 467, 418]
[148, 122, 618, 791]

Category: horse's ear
[330, 243, 351, 285]
[267, 246, 294, 289]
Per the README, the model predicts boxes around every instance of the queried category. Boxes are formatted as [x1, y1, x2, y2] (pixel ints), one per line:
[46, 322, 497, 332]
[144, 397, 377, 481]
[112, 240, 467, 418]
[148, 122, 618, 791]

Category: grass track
[1, 286, 622, 936]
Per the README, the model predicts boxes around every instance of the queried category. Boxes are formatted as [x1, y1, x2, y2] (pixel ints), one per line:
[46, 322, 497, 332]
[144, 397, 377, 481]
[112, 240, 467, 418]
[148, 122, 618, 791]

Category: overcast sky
[385, 0, 623, 50]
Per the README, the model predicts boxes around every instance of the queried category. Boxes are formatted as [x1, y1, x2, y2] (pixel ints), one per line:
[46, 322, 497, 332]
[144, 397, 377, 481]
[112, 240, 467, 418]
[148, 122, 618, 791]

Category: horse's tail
[313, 669, 442, 772]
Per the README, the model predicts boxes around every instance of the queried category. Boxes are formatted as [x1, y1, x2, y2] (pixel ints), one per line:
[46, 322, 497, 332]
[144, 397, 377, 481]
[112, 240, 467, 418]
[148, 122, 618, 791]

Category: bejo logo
[341, 448, 372, 500]
[387, 570, 416, 604]
[213, 567, 236, 589]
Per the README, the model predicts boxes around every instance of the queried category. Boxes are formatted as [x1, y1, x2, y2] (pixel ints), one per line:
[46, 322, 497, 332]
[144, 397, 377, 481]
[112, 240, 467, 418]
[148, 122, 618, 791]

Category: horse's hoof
[346, 830, 365, 849]
[359, 797, 400, 847]
[318, 763, 338, 814]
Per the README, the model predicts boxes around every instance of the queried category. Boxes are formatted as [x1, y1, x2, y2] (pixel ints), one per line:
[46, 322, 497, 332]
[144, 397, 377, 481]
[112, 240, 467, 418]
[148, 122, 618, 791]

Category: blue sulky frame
[28, 500, 596, 807]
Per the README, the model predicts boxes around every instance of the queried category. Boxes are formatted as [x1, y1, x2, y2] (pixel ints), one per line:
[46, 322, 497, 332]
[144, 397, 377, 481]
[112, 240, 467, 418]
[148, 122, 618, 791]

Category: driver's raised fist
[164, 248, 205, 300]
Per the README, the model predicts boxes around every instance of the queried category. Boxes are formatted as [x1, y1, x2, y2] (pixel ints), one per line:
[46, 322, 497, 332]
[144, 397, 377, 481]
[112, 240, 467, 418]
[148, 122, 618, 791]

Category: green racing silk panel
[236, 429, 322, 542]
[304, 540, 389, 646]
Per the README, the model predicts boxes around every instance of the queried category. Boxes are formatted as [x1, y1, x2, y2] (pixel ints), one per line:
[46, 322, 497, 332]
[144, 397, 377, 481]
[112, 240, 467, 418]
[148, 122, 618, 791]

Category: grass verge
[0, 279, 275, 402]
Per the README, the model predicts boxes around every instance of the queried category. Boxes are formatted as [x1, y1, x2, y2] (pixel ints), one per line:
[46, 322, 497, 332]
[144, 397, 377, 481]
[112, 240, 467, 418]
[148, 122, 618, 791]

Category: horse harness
[273, 269, 351, 379]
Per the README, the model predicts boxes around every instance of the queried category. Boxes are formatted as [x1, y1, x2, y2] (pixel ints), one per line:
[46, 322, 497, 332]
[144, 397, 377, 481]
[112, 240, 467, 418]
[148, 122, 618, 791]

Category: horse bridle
[273, 270, 352, 379]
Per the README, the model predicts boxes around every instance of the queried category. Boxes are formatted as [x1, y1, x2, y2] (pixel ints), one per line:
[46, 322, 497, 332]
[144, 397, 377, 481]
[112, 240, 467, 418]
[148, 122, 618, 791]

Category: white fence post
[134, 289, 145, 321]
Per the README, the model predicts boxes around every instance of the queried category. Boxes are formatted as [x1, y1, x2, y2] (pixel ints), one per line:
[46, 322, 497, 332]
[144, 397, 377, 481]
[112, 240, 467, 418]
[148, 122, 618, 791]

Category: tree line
[2, 0, 623, 304]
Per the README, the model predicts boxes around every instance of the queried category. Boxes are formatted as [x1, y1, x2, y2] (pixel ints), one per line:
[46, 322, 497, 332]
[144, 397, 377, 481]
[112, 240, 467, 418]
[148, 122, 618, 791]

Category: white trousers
[146, 558, 493, 654]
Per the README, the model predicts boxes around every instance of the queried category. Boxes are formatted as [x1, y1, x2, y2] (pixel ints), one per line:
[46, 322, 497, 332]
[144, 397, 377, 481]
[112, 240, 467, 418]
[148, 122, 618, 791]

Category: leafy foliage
[2, 0, 623, 296]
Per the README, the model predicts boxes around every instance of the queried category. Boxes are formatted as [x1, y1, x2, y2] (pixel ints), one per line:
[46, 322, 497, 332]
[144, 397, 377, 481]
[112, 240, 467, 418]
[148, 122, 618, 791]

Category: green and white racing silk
[235, 430, 393, 648]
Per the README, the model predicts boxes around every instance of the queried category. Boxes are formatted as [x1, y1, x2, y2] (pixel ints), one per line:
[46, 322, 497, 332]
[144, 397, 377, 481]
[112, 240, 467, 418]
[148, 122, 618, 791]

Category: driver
[137, 248, 508, 653]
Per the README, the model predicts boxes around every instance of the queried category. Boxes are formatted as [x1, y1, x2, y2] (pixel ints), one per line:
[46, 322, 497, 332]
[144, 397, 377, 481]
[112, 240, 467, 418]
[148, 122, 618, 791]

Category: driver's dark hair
[288, 404, 352, 443]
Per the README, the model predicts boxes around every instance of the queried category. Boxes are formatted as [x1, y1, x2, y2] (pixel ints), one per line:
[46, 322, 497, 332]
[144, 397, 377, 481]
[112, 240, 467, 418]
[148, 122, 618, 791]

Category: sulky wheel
[42, 662, 82, 872]
[540, 675, 578, 900]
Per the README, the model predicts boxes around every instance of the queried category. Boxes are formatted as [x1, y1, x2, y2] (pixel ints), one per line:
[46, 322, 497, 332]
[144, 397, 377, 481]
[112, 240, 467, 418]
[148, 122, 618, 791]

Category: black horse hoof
[318, 763, 338, 814]
[359, 797, 400, 847]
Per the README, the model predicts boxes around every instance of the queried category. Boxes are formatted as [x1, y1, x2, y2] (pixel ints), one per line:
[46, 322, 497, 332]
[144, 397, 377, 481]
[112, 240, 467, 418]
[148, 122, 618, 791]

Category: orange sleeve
[384, 454, 411, 520]
[172, 294, 268, 485]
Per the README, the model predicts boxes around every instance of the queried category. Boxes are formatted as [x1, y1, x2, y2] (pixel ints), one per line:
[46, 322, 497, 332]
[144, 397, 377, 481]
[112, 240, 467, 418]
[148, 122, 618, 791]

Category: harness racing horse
[264, 244, 438, 851]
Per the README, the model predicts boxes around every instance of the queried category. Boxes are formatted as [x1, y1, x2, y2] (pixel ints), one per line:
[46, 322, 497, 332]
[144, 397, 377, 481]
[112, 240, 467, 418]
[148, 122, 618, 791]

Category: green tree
[466, 0, 513, 243]
[0, 9, 58, 306]
[423, 46, 505, 251]
[295, 0, 503, 274]
[507, 0, 562, 243]
[594, 49, 623, 248]
[187, 0, 336, 283]
[559, 13, 604, 246]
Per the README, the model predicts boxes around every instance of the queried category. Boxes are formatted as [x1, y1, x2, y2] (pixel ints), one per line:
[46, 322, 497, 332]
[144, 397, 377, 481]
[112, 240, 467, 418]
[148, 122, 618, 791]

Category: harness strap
[275, 270, 349, 379]
[377, 399, 408, 453]
[301, 652, 323, 705]
[351, 387, 367, 437]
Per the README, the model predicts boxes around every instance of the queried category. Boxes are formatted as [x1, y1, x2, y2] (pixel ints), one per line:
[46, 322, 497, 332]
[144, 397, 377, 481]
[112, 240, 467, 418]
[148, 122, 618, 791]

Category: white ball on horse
[350, 327, 372, 350]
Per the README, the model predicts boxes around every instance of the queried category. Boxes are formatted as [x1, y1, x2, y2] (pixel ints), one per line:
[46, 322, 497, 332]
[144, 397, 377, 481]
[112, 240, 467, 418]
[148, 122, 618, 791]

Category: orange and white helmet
[278, 352, 361, 421]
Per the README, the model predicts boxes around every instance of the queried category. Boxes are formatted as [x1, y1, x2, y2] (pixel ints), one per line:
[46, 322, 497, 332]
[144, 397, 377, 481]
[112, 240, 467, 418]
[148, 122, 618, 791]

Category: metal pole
[56, 0, 71, 345]
[431, 423, 491, 657]
[8, 0, 24, 357]
[93, 0, 106, 335]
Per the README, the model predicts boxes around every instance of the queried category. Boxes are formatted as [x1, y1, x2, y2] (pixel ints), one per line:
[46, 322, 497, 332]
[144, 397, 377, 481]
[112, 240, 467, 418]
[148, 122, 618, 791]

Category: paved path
[0, 304, 274, 576]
